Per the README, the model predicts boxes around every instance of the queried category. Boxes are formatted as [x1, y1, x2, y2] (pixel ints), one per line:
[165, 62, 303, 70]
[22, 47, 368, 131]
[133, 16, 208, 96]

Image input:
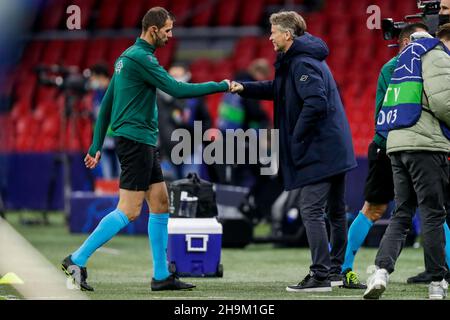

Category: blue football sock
[342, 211, 374, 272]
[148, 213, 170, 281]
[444, 222, 450, 269]
[71, 208, 129, 267]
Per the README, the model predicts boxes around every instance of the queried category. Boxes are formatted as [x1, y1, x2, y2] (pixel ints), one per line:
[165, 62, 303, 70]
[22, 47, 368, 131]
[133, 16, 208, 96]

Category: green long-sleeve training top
[373, 55, 398, 149]
[88, 38, 229, 156]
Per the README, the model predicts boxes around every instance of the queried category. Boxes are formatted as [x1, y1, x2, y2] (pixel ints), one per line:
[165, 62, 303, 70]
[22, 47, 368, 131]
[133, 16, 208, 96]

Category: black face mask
[439, 14, 450, 26]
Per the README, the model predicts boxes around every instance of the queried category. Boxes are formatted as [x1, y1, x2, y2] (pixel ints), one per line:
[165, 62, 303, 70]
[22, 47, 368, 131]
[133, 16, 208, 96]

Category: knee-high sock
[148, 213, 170, 281]
[444, 222, 450, 269]
[71, 208, 129, 267]
[342, 211, 374, 271]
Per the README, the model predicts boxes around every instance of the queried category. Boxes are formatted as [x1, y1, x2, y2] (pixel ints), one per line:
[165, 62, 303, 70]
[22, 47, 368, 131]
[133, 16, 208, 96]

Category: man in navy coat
[231, 11, 357, 292]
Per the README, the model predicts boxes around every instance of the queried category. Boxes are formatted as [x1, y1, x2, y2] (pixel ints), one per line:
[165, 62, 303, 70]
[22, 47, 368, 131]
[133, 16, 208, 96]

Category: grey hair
[269, 11, 307, 38]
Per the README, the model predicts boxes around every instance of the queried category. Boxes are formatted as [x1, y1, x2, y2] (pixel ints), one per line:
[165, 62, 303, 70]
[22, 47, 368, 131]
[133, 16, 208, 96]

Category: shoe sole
[363, 282, 386, 299]
[340, 284, 367, 289]
[429, 294, 445, 300]
[60, 264, 94, 292]
[286, 286, 332, 293]
[407, 280, 432, 284]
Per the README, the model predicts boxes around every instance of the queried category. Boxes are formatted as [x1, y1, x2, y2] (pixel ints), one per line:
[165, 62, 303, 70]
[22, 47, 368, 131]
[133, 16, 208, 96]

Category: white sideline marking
[151, 296, 229, 299]
[0, 217, 88, 300]
[308, 295, 363, 298]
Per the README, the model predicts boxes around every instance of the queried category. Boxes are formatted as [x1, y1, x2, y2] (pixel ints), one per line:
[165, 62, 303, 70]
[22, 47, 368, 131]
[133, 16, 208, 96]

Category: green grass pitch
[0, 212, 432, 300]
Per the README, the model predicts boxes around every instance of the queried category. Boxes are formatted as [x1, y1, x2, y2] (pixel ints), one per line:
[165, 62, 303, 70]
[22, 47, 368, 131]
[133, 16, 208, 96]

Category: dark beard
[155, 37, 167, 48]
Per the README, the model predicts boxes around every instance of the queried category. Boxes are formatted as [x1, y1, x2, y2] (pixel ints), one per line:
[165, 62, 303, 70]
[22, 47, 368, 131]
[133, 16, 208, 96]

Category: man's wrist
[220, 80, 229, 91]
[88, 146, 97, 157]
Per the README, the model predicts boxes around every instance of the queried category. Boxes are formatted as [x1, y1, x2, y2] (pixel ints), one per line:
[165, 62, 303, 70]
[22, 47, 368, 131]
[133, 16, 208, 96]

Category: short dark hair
[398, 22, 429, 41]
[142, 7, 175, 32]
[90, 63, 110, 78]
[437, 23, 450, 41]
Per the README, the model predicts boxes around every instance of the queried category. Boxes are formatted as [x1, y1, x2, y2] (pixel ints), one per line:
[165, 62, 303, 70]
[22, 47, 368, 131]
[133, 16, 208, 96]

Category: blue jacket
[240, 33, 357, 190]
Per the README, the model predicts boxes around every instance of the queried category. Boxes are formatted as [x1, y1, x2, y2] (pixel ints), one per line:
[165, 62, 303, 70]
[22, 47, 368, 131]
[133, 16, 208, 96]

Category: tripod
[22, 92, 87, 226]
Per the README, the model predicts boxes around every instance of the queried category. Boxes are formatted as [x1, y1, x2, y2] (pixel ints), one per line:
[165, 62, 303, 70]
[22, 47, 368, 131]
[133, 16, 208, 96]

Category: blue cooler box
[167, 218, 223, 277]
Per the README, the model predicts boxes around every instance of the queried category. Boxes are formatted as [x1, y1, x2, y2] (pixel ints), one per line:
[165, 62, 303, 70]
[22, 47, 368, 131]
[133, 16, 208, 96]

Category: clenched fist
[230, 81, 244, 93]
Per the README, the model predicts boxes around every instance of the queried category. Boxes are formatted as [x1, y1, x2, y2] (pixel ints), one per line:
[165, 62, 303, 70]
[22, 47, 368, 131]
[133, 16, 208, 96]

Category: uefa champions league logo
[115, 60, 124, 74]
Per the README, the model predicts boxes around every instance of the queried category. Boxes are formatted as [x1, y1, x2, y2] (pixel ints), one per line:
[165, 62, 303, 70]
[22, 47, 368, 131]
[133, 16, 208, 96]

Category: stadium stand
[5, 0, 415, 157]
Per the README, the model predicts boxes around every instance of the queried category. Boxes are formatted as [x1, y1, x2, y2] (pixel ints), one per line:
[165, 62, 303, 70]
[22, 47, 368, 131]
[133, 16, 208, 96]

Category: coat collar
[135, 37, 156, 53]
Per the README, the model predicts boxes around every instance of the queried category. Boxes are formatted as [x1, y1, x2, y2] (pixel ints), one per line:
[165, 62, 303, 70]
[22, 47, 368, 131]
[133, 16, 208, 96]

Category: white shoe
[363, 268, 389, 300]
[429, 279, 448, 300]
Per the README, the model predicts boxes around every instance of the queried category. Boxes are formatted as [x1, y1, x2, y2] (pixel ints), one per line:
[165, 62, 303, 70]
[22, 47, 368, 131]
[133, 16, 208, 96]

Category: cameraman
[341, 23, 429, 289]
[364, 23, 450, 300]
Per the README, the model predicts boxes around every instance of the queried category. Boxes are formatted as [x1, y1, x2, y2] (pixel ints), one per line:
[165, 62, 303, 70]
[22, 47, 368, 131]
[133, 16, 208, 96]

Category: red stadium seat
[21, 41, 45, 68]
[69, 0, 96, 29]
[190, 58, 213, 83]
[84, 38, 110, 69]
[36, 86, 58, 103]
[14, 74, 37, 103]
[305, 13, 328, 38]
[169, 0, 192, 26]
[15, 115, 40, 152]
[96, 0, 123, 29]
[41, 40, 66, 65]
[108, 38, 134, 67]
[191, 71, 212, 83]
[145, 0, 169, 12]
[211, 59, 234, 82]
[34, 113, 61, 152]
[265, 0, 283, 4]
[41, 115, 61, 137]
[191, 2, 214, 26]
[39, 0, 68, 30]
[232, 37, 258, 72]
[64, 118, 81, 151]
[205, 93, 224, 126]
[34, 100, 58, 121]
[257, 38, 276, 64]
[120, 0, 145, 28]
[13, 0, 407, 155]
[63, 40, 87, 67]
[10, 100, 32, 123]
[216, 0, 239, 26]
[239, 0, 264, 26]
[324, 0, 347, 16]
[155, 39, 176, 69]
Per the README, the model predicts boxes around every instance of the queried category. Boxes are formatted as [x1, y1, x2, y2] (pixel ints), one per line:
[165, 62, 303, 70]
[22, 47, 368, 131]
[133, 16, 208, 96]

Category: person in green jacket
[61, 7, 231, 292]
[364, 24, 450, 300]
[340, 23, 429, 289]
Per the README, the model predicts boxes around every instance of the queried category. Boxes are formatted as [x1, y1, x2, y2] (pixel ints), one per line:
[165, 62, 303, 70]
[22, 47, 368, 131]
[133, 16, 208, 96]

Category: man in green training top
[61, 7, 231, 292]
[340, 23, 429, 289]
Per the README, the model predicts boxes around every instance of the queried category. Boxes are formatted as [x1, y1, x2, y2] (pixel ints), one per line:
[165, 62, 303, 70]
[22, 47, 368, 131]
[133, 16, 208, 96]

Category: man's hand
[84, 151, 101, 169]
[230, 81, 244, 93]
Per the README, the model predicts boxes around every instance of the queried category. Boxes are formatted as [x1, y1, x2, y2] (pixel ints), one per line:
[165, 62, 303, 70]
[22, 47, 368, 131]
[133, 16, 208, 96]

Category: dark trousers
[299, 173, 348, 279]
[375, 152, 449, 281]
